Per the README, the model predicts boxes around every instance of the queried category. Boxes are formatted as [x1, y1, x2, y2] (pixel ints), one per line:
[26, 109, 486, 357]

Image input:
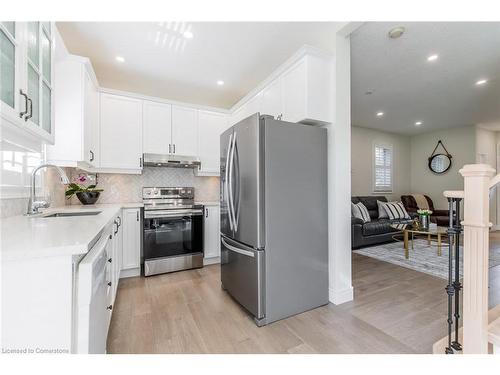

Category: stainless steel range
[142, 187, 204, 276]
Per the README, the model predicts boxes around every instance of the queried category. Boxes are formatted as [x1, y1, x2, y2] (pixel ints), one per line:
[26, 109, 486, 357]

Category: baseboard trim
[120, 267, 141, 279]
[329, 286, 354, 305]
[203, 256, 220, 266]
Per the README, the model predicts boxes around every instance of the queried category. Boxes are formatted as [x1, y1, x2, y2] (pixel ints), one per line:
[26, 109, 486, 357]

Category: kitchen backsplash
[1, 167, 219, 218]
[72, 167, 220, 204]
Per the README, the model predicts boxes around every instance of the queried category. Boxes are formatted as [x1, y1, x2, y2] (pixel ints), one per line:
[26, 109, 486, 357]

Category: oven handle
[144, 209, 203, 219]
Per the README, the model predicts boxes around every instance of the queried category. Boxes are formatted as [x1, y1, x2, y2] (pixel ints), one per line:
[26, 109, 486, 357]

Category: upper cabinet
[196, 110, 228, 176]
[99, 93, 143, 173]
[143, 101, 172, 155]
[231, 50, 332, 126]
[46, 55, 99, 169]
[0, 22, 55, 143]
[171, 105, 198, 157]
[260, 78, 282, 120]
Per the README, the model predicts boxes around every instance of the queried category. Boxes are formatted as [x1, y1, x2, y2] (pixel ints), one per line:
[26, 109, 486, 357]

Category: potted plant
[417, 209, 433, 230]
[65, 174, 103, 205]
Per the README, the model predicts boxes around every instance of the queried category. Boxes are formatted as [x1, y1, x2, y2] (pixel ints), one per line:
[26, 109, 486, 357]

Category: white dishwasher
[76, 230, 112, 354]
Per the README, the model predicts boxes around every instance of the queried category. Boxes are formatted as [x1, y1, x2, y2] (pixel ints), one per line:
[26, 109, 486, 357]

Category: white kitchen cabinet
[100, 93, 143, 172]
[0, 22, 55, 144]
[261, 78, 283, 119]
[195, 110, 227, 176]
[143, 101, 172, 154]
[203, 205, 220, 263]
[46, 55, 99, 169]
[121, 208, 141, 277]
[231, 50, 332, 126]
[171, 105, 198, 156]
[281, 54, 332, 124]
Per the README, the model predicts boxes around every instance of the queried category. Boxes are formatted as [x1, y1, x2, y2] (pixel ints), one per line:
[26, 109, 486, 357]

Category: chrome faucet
[27, 164, 70, 215]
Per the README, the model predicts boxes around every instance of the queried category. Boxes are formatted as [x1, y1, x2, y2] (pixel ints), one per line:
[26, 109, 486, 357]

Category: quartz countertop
[196, 201, 219, 206]
[1, 203, 143, 262]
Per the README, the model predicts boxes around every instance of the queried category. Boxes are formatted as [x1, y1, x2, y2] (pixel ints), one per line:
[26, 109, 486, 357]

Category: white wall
[410, 125, 476, 210]
[351, 126, 411, 201]
[475, 126, 499, 225]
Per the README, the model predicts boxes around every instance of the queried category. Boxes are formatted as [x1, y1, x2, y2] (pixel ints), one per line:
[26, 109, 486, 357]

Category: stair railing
[444, 163, 496, 354]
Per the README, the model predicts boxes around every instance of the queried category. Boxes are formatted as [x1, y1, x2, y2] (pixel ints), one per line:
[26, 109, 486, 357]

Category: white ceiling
[56, 22, 341, 109]
[351, 22, 500, 135]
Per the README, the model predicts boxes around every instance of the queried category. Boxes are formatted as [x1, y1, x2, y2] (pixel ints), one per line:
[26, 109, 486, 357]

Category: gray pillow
[352, 202, 371, 223]
[377, 200, 389, 219]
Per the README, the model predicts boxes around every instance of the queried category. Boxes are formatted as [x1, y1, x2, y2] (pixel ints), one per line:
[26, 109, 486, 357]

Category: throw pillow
[377, 200, 389, 219]
[352, 202, 371, 223]
[382, 201, 411, 220]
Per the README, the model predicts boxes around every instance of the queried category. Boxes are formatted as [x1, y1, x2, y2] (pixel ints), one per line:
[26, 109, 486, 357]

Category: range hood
[143, 153, 201, 169]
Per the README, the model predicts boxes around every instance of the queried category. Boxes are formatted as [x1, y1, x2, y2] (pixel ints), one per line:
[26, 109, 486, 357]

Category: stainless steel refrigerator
[220, 113, 328, 326]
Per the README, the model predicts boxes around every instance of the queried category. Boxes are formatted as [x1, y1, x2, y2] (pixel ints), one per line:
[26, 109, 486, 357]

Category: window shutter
[374, 145, 393, 192]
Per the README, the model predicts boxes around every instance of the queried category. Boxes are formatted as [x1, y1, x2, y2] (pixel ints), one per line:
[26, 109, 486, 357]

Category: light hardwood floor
[107, 233, 500, 354]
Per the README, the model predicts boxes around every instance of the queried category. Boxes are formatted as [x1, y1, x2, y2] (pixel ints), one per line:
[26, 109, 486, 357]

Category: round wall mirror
[429, 153, 452, 174]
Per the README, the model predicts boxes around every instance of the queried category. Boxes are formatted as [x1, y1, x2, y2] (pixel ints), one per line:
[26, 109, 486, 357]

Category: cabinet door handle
[136, 210, 139, 221]
[24, 98, 33, 122]
[116, 216, 121, 227]
[114, 220, 119, 234]
[107, 305, 113, 311]
[173, 144, 176, 154]
[169, 144, 172, 153]
[19, 90, 28, 118]
[139, 157, 143, 168]
[108, 258, 112, 263]
[89, 150, 94, 162]
[108, 281, 112, 287]
[205, 208, 208, 218]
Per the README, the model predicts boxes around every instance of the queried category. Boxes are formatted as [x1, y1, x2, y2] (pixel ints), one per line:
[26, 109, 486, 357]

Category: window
[373, 144, 393, 193]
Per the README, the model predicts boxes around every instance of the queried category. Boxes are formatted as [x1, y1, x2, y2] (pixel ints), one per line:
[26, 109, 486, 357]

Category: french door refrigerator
[220, 113, 328, 326]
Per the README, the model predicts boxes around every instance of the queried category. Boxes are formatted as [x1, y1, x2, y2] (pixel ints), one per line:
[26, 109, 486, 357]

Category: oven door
[143, 209, 203, 260]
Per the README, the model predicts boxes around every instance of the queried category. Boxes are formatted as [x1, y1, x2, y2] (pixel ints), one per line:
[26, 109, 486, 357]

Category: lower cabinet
[203, 205, 220, 263]
[121, 208, 141, 277]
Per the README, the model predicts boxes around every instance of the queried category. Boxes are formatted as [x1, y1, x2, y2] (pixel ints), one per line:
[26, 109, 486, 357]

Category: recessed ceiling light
[115, 56, 125, 63]
[376, 112, 384, 117]
[365, 89, 375, 95]
[427, 54, 439, 62]
[183, 30, 194, 39]
[388, 26, 405, 39]
[415, 121, 423, 126]
[476, 79, 488, 85]
[217, 80, 224, 86]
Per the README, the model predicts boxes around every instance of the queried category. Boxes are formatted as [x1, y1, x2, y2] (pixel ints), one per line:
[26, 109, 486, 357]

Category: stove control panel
[142, 187, 194, 199]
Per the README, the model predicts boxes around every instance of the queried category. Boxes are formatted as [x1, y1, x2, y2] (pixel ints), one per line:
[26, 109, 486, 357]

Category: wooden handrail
[489, 173, 500, 191]
[443, 190, 464, 199]
[489, 316, 500, 354]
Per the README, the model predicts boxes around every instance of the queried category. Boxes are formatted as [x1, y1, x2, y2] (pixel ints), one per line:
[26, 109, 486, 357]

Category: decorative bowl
[76, 191, 100, 205]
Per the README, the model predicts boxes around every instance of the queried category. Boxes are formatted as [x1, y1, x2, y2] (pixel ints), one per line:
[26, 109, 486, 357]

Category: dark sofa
[401, 195, 450, 227]
[351, 196, 413, 250]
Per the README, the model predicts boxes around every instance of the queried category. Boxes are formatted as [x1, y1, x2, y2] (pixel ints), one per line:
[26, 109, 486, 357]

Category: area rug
[353, 239, 500, 280]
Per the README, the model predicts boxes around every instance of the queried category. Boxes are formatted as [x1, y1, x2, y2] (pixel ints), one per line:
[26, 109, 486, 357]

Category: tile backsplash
[1, 167, 219, 218]
[78, 167, 220, 204]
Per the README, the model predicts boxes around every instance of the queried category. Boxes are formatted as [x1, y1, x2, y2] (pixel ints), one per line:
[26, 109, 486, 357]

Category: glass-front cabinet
[0, 21, 54, 143]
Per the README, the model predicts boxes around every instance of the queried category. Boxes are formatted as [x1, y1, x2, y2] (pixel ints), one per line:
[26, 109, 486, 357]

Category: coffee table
[390, 223, 449, 259]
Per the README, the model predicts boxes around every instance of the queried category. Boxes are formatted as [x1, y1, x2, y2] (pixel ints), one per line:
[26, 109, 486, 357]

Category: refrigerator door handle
[221, 237, 255, 258]
[233, 134, 240, 231]
[225, 133, 234, 231]
[228, 131, 237, 231]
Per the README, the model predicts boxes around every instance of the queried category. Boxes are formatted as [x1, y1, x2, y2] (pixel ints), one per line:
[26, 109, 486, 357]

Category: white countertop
[1, 203, 143, 262]
[196, 201, 219, 206]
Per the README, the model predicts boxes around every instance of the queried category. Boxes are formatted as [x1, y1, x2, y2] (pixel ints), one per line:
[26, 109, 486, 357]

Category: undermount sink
[42, 211, 102, 218]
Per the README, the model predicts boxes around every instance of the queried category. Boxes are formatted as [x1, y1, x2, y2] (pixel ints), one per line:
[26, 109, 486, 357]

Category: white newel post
[461, 164, 495, 354]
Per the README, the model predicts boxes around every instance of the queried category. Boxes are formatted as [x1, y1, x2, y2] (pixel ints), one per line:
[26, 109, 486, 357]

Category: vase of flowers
[65, 174, 103, 205]
[417, 209, 432, 230]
